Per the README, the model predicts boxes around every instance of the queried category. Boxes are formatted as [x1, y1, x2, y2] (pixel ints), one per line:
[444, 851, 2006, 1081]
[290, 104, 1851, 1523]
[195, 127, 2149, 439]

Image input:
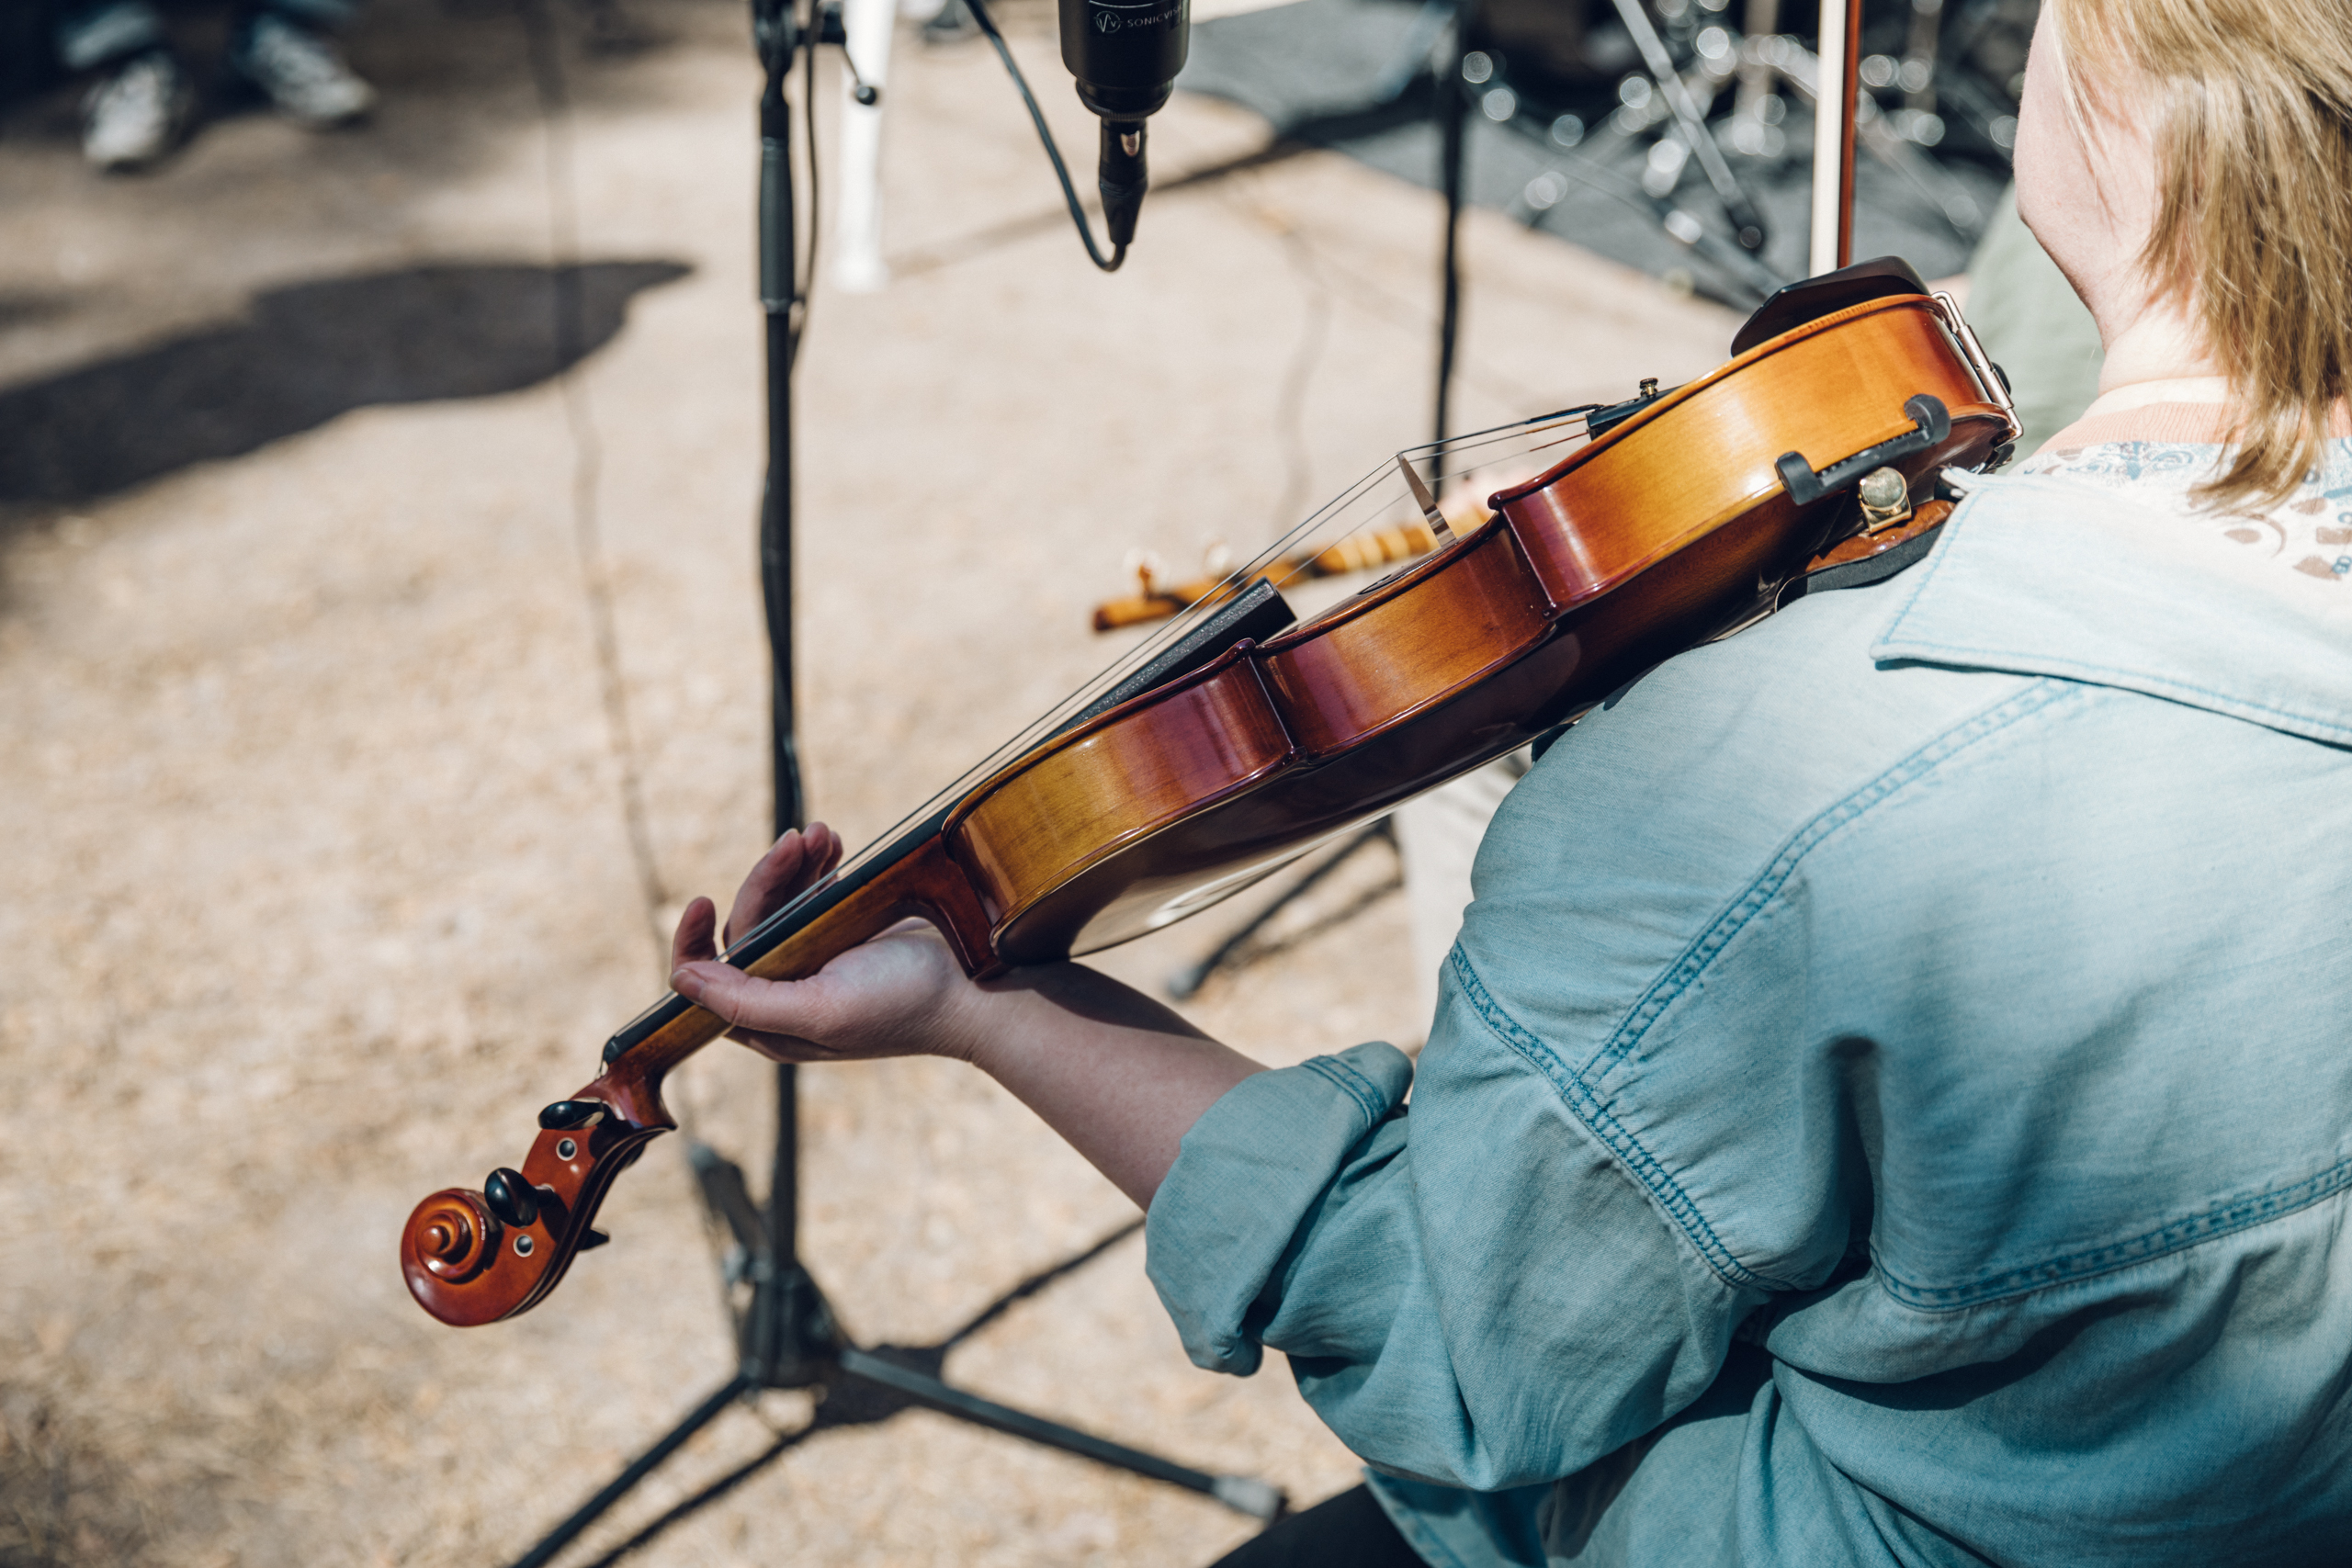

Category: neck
[2086, 294, 2228, 418]
[2080, 377, 2233, 420]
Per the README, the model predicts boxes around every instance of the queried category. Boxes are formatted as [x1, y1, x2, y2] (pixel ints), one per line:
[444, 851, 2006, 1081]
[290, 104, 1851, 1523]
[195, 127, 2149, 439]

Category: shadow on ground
[0, 1387, 157, 1568]
[534, 1218, 1150, 1568]
[0, 259, 689, 507]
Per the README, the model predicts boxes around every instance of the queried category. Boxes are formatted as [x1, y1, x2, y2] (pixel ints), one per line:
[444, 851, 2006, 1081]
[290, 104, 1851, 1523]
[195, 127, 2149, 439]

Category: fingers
[723, 832, 805, 948]
[723, 823, 845, 947]
[671, 960, 821, 1045]
[671, 896, 720, 974]
[670, 921, 968, 1065]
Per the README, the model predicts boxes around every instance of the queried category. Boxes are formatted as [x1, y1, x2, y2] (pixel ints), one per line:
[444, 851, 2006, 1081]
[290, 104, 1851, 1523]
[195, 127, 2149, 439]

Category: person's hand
[667, 824, 983, 1065]
[669, 827, 1263, 1208]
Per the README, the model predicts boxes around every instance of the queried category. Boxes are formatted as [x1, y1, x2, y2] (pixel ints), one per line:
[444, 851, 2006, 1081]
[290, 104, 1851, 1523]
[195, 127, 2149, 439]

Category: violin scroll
[400, 1084, 670, 1326]
[407, 1190, 501, 1282]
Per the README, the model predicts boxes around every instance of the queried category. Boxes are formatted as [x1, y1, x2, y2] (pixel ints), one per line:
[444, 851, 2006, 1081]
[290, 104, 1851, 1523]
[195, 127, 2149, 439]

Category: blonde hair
[2048, 0, 2352, 506]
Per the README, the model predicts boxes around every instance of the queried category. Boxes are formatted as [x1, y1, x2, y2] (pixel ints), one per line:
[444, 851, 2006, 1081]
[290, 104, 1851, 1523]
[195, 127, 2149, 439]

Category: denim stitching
[1866, 641, 2352, 746]
[1876, 482, 2352, 745]
[1876, 1156, 2352, 1310]
[1299, 1055, 1384, 1124]
[1582, 679, 2083, 1078]
[1875, 488, 1979, 639]
[1450, 947, 1783, 1292]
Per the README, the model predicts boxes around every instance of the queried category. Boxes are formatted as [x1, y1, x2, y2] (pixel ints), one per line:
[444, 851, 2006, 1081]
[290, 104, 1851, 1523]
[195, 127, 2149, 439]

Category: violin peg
[537, 1099, 607, 1131]
[578, 1227, 611, 1251]
[482, 1167, 540, 1229]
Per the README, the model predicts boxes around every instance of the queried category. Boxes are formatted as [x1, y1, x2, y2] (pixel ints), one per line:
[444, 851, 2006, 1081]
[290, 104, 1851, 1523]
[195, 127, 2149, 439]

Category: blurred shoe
[231, 13, 376, 128]
[81, 49, 194, 172]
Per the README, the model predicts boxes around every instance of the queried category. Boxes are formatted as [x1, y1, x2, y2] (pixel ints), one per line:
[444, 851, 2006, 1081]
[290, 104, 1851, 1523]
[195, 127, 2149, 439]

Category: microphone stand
[503, 4, 1282, 1561]
[1433, 0, 1467, 462]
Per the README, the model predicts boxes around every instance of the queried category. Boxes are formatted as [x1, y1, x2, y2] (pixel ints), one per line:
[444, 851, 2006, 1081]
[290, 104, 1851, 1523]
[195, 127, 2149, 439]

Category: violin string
[521, 0, 744, 1169]
[1251, 198, 1335, 541]
[786, 408, 1601, 899]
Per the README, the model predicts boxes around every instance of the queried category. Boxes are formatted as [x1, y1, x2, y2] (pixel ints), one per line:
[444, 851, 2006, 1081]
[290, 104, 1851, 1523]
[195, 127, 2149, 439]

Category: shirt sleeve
[1146, 962, 1766, 1492]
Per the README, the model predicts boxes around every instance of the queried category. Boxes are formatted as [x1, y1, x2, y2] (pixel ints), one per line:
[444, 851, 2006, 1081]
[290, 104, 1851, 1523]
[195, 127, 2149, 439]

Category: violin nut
[1857, 467, 1913, 532]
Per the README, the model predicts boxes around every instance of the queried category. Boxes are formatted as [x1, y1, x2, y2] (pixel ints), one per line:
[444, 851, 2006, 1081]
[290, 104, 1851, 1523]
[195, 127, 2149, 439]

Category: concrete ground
[0, 3, 1736, 1563]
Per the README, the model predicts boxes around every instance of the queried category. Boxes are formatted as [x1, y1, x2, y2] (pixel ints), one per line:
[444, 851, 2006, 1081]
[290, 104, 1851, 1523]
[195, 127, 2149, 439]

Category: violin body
[403, 283, 2014, 1328]
[969, 292, 2007, 960]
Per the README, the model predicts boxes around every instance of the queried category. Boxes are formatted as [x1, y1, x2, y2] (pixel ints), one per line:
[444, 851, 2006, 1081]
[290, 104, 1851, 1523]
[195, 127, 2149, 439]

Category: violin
[401, 257, 2018, 1327]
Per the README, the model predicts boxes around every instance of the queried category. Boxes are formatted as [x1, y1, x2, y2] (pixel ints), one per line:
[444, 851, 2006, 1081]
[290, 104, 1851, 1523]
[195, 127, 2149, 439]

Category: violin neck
[600, 577, 1307, 1081]
[596, 804, 979, 1082]
[1810, 0, 1862, 276]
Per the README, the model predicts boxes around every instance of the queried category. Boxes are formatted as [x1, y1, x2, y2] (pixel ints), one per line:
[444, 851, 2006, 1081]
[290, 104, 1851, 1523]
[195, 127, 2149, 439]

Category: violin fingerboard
[1063, 578, 1296, 732]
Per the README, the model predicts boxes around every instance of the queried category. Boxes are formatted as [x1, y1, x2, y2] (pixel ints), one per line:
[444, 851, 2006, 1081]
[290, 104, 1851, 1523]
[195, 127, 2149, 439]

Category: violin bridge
[1398, 457, 1455, 544]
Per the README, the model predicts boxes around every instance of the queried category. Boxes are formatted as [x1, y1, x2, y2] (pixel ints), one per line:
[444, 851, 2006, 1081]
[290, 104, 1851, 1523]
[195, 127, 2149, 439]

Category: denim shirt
[1145, 458, 2352, 1566]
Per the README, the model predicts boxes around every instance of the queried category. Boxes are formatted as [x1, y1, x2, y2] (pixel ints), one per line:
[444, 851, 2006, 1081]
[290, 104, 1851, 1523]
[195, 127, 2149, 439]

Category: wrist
[931, 967, 1026, 1072]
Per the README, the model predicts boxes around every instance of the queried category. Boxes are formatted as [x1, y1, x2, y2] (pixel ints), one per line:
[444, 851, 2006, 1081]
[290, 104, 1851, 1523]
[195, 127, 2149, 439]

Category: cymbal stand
[1719, 0, 1984, 234]
[504, 3, 1283, 1562]
[1601, 0, 1771, 252]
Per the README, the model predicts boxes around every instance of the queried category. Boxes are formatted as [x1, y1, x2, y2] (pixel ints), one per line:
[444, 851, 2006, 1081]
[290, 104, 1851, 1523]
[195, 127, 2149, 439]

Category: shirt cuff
[1145, 1042, 1414, 1375]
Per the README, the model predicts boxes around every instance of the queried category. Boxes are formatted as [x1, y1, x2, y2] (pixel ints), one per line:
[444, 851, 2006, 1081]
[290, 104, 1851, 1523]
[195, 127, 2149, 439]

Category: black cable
[960, 0, 1126, 272]
[515, 0, 673, 971]
[1269, 224, 1333, 533]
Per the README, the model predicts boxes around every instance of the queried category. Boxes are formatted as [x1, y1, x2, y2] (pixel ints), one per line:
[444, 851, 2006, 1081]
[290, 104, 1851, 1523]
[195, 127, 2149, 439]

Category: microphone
[1057, 0, 1188, 250]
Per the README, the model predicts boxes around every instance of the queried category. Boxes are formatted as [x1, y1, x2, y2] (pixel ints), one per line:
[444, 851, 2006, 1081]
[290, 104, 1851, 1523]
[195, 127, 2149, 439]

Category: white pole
[1809, 0, 1849, 277]
[833, 0, 895, 293]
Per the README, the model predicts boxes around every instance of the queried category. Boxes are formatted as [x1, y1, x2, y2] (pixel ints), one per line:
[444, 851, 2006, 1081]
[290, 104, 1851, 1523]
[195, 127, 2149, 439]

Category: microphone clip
[812, 0, 882, 105]
[1097, 119, 1148, 249]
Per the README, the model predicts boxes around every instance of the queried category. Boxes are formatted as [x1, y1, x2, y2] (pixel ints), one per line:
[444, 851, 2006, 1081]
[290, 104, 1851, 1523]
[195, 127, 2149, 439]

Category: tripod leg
[505, 1374, 754, 1568]
[836, 1348, 1285, 1520]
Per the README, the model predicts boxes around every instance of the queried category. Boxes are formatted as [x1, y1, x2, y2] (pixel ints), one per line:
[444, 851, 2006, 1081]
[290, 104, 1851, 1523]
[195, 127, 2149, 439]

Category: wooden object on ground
[1091, 518, 1450, 633]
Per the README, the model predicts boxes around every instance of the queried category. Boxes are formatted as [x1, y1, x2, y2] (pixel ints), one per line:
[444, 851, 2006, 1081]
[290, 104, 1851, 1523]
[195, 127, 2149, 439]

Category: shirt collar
[1870, 467, 2352, 747]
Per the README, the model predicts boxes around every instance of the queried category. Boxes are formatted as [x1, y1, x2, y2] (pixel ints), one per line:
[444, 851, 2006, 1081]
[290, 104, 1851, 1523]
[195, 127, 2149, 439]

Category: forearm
[670, 836, 1263, 1210]
[956, 963, 1265, 1208]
